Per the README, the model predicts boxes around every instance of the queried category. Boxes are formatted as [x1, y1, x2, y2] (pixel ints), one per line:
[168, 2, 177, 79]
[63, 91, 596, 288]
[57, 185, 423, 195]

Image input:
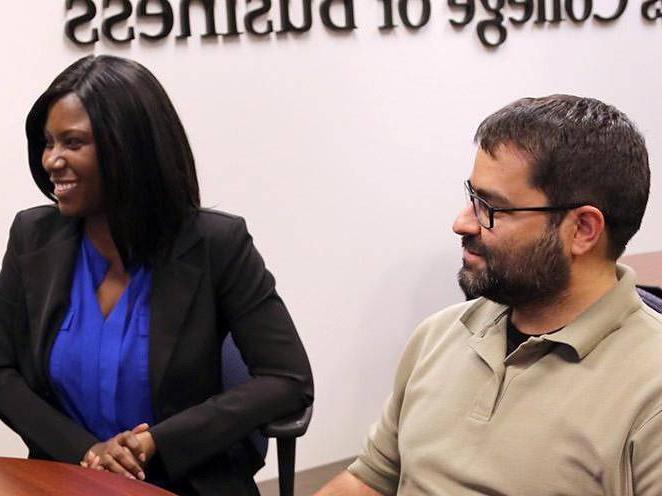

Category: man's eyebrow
[471, 183, 512, 206]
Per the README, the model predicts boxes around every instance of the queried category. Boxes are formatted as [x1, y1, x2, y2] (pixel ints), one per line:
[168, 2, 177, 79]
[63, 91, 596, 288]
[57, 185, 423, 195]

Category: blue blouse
[49, 235, 154, 441]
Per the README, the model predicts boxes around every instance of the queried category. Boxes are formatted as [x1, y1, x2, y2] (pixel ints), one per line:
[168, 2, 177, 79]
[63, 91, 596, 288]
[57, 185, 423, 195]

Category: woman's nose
[43, 151, 66, 171]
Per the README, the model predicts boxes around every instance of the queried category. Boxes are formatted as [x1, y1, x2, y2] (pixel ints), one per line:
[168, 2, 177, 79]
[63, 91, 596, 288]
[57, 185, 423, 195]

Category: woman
[0, 55, 313, 495]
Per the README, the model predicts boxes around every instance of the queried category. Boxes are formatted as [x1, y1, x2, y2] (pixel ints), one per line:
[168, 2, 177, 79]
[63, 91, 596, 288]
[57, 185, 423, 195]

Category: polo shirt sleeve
[347, 392, 401, 495]
[631, 408, 662, 495]
[348, 315, 438, 495]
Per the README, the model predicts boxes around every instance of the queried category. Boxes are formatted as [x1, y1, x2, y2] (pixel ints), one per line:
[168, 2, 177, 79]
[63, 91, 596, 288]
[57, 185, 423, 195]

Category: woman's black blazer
[0, 205, 314, 492]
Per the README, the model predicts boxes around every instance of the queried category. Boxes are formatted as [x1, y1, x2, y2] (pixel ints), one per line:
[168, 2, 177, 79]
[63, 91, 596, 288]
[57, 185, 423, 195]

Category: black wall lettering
[178, 0, 219, 38]
[137, 0, 174, 40]
[278, 0, 314, 33]
[65, 0, 99, 45]
[223, 0, 242, 35]
[594, 0, 627, 21]
[58, 0, 646, 49]
[245, 0, 273, 35]
[448, 0, 475, 27]
[564, 0, 591, 22]
[535, 0, 563, 23]
[102, 0, 135, 43]
[377, 0, 397, 29]
[478, 0, 506, 46]
[398, 0, 431, 28]
[508, 0, 533, 24]
[320, 0, 356, 30]
[641, 0, 661, 20]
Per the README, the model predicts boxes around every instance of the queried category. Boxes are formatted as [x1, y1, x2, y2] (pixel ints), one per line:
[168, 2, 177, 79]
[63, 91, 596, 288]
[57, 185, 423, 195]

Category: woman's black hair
[26, 55, 200, 266]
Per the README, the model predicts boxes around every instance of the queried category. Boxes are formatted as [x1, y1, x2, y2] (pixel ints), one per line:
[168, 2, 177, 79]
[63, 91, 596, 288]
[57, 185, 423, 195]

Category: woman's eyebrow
[43, 126, 91, 137]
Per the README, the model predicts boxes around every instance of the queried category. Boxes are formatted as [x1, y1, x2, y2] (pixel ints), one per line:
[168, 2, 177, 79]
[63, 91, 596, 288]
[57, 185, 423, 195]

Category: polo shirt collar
[461, 264, 642, 360]
[541, 264, 641, 359]
[461, 298, 508, 338]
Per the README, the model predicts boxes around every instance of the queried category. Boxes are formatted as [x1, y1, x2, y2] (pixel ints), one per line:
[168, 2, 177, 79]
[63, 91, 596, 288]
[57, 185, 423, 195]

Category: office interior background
[0, 0, 660, 481]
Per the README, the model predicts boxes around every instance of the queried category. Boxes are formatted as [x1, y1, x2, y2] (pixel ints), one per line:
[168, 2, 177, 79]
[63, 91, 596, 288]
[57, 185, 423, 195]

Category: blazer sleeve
[0, 213, 98, 463]
[149, 215, 314, 480]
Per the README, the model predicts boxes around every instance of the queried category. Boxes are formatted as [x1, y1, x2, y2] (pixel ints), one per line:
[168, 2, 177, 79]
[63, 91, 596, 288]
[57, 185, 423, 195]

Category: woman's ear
[566, 206, 606, 256]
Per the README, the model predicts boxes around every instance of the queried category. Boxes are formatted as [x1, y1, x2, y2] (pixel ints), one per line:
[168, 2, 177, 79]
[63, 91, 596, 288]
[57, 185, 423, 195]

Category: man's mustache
[462, 236, 487, 257]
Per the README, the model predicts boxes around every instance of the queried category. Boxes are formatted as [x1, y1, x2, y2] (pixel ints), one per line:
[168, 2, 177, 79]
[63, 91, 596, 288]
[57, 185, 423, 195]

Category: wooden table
[0, 457, 175, 496]
[620, 251, 662, 287]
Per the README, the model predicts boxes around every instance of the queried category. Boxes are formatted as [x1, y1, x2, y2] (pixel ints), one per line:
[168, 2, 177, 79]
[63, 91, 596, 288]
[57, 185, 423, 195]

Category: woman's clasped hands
[79, 423, 156, 481]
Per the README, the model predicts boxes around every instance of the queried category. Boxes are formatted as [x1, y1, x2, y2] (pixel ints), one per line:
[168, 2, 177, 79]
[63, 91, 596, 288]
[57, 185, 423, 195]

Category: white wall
[0, 1, 661, 481]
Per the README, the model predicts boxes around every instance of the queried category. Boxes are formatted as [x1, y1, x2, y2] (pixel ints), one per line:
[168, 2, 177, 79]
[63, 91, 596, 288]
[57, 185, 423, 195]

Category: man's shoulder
[390, 298, 505, 394]
[417, 298, 505, 338]
[405, 298, 505, 354]
[416, 300, 473, 334]
[619, 303, 662, 354]
[620, 300, 662, 339]
[637, 302, 662, 326]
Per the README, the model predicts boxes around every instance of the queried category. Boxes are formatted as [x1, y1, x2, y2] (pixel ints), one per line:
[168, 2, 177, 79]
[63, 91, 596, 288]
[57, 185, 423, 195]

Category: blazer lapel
[149, 217, 203, 403]
[18, 221, 80, 385]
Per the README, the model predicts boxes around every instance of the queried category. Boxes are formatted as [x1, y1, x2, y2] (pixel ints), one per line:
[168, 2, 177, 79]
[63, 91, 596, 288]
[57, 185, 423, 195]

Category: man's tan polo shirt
[349, 265, 662, 495]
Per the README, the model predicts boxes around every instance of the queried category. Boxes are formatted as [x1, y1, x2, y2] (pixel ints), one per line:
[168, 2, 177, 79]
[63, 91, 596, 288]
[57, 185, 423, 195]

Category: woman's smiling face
[42, 93, 103, 219]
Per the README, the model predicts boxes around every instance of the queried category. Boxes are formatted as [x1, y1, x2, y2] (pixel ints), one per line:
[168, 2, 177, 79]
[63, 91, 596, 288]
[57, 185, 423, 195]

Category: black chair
[637, 285, 662, 313]
[221, 335, 312, 496]
[262, 405, 313, 496]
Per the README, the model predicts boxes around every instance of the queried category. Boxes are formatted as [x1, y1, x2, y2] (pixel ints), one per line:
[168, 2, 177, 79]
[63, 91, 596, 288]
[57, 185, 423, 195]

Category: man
[316, 95, 662, 495]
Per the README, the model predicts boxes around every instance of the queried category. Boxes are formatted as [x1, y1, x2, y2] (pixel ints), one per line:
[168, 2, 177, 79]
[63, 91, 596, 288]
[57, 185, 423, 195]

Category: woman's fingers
[100, 453, 138, 480]
[131, 423, 149, 434]
[80, 449, 96, 468]
[102, 434, 145, 480]
[117, 430, 147, 465]
[88, 454, 101, 470]
[81, 428, 151, 480]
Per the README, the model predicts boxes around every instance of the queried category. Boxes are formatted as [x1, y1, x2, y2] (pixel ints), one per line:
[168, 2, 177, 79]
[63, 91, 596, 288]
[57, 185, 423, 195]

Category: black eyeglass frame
[464, 181, 586, 229]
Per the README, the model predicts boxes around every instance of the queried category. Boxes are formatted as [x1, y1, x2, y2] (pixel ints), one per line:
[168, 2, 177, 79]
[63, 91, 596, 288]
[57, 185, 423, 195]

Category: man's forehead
[473, 143, 531, 170]
[469, 145, 546, 203]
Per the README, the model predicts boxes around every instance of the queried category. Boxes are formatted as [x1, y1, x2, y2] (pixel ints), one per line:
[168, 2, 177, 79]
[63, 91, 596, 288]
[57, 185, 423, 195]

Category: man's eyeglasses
[464, 181, 585, 229]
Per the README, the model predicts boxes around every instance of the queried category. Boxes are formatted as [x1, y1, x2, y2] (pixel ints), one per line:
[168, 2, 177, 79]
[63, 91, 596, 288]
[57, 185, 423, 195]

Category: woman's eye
[66, 138, 82, 149]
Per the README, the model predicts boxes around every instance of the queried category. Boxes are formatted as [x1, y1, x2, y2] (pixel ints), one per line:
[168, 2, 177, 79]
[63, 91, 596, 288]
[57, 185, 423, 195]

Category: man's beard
[457, 226, 571, 307]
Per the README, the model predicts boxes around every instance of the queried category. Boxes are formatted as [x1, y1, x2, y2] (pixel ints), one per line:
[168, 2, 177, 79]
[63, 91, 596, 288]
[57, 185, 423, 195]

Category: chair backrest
[221, 334, 313, 496]
[637, 286, 662, 314]
[221, 334, 269, 458]
[620, 251, 662, 288]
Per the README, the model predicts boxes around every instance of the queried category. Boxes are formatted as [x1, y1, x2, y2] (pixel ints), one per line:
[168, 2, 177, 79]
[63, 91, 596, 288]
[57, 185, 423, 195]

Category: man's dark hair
[475, 94, 649, 260]
[26, 55, 200, 266]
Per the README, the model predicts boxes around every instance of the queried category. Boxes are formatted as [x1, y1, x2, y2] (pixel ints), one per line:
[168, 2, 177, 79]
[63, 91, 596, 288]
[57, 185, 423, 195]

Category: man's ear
[567, 206, 606, 256]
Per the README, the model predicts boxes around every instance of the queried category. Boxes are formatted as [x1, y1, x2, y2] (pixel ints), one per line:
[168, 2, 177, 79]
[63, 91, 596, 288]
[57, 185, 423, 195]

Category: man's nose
[453, 204, 481, 236]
